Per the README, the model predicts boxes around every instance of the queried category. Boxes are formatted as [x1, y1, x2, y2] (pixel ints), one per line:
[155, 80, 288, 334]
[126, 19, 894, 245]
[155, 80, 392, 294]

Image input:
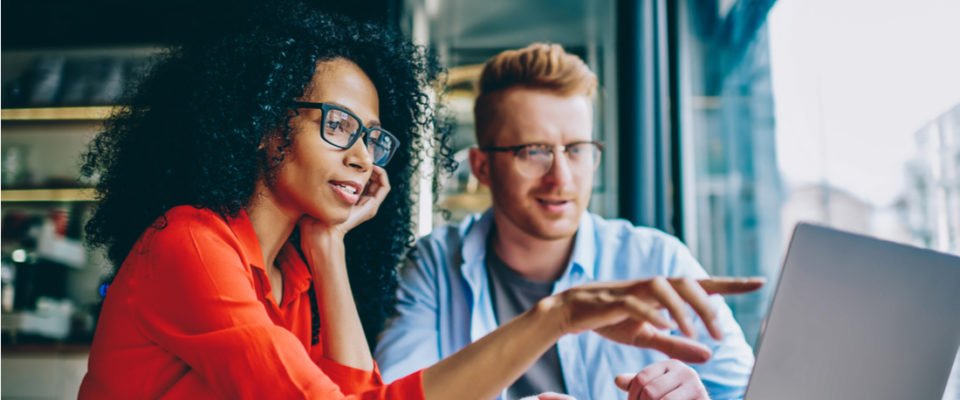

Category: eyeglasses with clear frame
[291, 101, 400, 166]
[480, 141, 605, 178]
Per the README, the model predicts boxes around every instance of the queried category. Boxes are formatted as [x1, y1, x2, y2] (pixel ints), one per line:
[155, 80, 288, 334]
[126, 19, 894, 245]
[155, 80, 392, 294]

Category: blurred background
[2, 0, 958, 398]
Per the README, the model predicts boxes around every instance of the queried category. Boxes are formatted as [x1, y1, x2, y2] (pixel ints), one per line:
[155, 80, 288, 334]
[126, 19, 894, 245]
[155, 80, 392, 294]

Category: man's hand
[546, 276, 764, 363]
[614, 359, 708, 400]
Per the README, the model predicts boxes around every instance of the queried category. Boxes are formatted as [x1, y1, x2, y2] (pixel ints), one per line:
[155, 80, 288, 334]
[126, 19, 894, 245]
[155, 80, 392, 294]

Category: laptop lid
[744, 223, 960, 400]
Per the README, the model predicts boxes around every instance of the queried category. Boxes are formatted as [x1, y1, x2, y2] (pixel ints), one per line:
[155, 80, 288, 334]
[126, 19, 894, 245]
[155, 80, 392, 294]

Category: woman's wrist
[300, 230, 346, 270]
[306, 229, 346, 248]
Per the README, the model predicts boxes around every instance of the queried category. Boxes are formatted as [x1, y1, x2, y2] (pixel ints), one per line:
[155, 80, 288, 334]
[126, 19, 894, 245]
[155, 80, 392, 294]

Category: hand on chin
[297, 214, 346, 242]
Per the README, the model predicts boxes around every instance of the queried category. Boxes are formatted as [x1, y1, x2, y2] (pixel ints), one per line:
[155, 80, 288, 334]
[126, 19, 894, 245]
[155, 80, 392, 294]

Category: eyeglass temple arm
[478, 145, 525, 154]
[480, 142, 604, 153]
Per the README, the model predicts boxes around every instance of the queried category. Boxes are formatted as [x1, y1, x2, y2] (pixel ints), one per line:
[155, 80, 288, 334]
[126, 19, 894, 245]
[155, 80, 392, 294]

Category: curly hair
[81, 0, 455, 347]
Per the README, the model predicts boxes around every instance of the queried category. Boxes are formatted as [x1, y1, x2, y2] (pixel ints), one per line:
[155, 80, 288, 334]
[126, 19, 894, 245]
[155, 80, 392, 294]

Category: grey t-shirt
[486, 242, 567, 399]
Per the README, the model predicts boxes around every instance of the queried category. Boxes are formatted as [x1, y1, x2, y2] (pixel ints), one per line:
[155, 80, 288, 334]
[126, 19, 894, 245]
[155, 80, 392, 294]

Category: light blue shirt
[374, 210, 754, 400]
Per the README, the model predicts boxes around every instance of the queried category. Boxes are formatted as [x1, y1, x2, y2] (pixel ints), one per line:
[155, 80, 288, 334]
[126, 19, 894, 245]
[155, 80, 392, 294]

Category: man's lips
[536, 197, 574, 213]
[536, 198, 571, 205]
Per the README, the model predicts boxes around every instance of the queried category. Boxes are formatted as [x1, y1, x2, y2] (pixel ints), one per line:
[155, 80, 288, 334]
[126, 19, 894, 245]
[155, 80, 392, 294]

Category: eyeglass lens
[324, 109, 361, 146]
[515, 143, 600, 178]
[322, 108, 396, 166]
[366, 128, 395, 166]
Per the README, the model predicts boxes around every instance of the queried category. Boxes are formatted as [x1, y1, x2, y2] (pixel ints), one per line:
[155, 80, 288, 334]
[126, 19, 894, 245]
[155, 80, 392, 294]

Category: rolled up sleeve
[374, 251, 443, 383]
[667, 241, 754, 400]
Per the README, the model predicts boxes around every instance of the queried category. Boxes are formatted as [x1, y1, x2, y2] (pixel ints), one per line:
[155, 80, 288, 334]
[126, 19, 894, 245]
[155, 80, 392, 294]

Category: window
[676, 0, 960, 395]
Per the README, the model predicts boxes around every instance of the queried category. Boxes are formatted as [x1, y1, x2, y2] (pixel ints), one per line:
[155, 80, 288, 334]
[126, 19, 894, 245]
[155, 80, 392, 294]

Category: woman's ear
[259, 127, 289, 153]
[258, 130, 287, 169]
[258, 130, 275, 152]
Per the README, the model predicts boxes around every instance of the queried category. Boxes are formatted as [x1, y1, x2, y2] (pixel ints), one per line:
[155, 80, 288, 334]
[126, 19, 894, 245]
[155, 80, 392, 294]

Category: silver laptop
[745, 223, 960, 400]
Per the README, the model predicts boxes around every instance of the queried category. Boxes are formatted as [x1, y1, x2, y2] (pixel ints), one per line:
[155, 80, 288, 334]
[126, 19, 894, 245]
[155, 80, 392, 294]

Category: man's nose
[540, 150, 575, 187]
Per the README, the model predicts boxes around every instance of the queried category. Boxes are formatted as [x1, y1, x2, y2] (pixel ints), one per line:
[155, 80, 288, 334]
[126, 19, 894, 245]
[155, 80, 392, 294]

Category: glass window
[677, 0, 960, 394]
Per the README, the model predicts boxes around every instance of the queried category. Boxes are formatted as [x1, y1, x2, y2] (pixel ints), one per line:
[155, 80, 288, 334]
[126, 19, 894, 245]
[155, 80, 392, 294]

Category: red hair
[473, 43, 597, 145]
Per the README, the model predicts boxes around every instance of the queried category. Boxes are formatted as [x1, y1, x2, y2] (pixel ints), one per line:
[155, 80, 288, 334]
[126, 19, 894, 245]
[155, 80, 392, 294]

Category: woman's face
[262, 58, 381, 225]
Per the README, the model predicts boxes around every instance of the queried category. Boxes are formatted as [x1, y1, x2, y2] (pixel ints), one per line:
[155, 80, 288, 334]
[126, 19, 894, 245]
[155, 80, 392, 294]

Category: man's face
[470, 88, 595, 241]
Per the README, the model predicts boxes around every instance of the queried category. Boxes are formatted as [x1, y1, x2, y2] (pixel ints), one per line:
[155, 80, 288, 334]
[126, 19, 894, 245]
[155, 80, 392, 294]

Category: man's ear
[468, 147, 492, 187]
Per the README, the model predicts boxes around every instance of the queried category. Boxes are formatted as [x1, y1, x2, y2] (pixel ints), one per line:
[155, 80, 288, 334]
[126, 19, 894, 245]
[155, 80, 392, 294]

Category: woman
[80, 2, 760, 399]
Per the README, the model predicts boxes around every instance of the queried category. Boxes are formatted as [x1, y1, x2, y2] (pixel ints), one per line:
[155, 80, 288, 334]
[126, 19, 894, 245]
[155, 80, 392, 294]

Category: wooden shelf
[439, 192, 491, 211]
[1, 188, 97, 202]
[447, 64, 484, 86]
[0, 341, 91, 354]
[1, 106, 114, 121]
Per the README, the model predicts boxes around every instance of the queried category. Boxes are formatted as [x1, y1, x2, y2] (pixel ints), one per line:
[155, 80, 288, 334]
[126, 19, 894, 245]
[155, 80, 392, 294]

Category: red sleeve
[128, 214, 424, 399]
[316, 358, 424, 397]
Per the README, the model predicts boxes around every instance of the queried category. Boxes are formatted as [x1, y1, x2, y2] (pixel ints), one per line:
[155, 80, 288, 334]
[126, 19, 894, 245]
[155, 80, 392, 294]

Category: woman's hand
[298, 166, 390, 274]
[299, 166, 391, 242]
[542, 277, 764, 363]
[339, 165, 391, 234]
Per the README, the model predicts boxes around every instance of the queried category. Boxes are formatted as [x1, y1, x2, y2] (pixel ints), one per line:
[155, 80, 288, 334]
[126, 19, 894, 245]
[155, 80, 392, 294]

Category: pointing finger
[698, 277, 765, 295]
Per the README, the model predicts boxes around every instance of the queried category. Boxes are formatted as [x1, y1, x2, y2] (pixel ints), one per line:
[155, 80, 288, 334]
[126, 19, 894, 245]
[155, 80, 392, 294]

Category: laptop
[744, 223, 960, 400]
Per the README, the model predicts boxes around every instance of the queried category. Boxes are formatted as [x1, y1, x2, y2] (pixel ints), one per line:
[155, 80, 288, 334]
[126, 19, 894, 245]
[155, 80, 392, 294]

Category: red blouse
[79, 206, 424, 399]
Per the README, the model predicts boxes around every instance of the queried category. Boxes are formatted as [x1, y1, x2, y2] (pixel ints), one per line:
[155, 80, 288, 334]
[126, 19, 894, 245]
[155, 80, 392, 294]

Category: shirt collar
[567, 211, 597, 281]
[460, 208, 597, 282]
[226, 209, 312, 303]
[461, 209, 495, 267]
[274, 243, 314, 302]
[227, 208, 266, 272]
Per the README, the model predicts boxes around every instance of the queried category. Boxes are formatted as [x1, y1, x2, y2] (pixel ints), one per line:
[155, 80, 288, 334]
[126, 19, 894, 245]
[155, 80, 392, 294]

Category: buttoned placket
[459, 211, 604, 400]
[551, 214, 602, 400]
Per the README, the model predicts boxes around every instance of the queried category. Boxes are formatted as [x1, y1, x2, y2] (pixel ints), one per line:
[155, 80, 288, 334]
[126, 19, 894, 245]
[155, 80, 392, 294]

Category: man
[374, 43, 755, 400]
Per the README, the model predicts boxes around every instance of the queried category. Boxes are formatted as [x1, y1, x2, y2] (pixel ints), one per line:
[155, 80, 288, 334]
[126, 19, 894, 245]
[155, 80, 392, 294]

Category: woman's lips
[329, 181, 361, 204]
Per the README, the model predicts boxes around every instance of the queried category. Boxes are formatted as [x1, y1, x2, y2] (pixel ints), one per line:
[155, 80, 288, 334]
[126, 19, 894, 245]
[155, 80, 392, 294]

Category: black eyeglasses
[480, 141, 604, 178]
[292, 101, 400, 167]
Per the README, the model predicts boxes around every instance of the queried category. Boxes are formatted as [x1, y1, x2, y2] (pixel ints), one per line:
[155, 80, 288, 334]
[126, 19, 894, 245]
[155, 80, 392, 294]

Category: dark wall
[2, 0, 397, 49]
